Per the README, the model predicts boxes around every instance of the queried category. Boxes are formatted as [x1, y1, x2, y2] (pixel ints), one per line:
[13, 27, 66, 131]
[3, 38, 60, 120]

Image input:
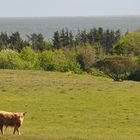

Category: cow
[0, 111, 27, 135]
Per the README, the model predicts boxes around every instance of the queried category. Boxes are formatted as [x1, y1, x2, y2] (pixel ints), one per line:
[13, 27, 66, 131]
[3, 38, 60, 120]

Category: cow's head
[14, 112, 27, 126]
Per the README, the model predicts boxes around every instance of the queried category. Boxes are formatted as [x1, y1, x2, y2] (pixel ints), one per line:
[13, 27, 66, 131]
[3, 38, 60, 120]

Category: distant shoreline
[0, 15, 140, 18]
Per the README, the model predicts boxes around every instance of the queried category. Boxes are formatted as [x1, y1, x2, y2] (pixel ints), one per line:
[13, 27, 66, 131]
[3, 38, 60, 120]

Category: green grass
[0, 70, 140, 140]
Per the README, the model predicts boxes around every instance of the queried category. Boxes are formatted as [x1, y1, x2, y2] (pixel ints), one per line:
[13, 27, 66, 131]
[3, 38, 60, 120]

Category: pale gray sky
[0, 0, 140, 17]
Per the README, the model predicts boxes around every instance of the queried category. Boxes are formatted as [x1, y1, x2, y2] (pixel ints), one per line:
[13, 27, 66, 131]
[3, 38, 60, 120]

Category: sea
[0, 16, 140, 40]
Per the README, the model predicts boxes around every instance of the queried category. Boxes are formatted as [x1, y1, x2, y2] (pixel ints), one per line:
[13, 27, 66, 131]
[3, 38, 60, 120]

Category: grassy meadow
[0, 70, 140, 140]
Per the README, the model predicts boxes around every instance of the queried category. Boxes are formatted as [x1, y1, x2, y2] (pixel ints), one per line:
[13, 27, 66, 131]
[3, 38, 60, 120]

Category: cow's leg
[0, 124, 4, 135]
[13, 127, 16, 135]
[13, 126, 20, 135]
[17, 127, 21, 135]
[5, 126, 7, 132]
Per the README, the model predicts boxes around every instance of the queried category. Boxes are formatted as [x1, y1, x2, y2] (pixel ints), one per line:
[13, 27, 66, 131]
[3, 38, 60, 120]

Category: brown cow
[0, 111, 27, 135]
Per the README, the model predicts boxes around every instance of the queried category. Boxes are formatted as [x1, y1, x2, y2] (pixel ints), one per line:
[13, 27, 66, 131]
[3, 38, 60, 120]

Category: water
[0, 16, 140, 40]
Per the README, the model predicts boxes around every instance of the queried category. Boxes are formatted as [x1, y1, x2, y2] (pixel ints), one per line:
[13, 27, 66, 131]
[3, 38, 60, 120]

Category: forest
[0, 27, 140, 81]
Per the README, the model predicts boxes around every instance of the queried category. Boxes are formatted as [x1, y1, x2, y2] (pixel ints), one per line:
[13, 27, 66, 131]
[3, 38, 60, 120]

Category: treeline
[0, 27, 121, 53]
[53, 28, 121, 54]
[0, 28, 140, 82]
[0, 32, 46, 52]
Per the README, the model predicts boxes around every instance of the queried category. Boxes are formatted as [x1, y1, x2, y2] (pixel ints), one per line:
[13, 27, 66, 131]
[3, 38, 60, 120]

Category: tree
[76, 45, 96, 71]
[0, 49, 23, 69]
[0, 32, 9, 50]
[20, 47, 39, 69]
[52, 31, 61, 49]
[128, 56, 140, 81]
[9, 32, 24, 52]
[52, 29, 75, 48]
[27, 33, 45, 51]
[112, 30, 140, 55]
[39, 50, 68, 72]
[69, 31, 74, 47]
[75, 30, 88, 46]
[96, 56, 135, 81]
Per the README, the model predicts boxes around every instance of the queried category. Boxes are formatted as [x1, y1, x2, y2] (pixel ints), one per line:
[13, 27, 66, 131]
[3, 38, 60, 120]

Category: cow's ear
[14, 113, 18, 117]
[23, 112, 27, 116]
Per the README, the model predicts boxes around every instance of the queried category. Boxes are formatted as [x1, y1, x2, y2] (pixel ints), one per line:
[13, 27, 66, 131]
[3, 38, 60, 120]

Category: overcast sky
[0, 0, 140, 17]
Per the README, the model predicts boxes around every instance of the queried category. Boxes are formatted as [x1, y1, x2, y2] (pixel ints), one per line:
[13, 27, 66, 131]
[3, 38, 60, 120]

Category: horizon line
[0, 15, 140, 18]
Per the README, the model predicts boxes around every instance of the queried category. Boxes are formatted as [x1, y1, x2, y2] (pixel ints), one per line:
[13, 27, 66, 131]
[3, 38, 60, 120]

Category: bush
[0, 49, 23, 69]
[38, 50, 55, 71]
[96, 56, 135, 81]
[112, 30, 140, 55]
[76, 45, 96, 72]
[20, 47, 39, 69]
[128, 67, 140, 81]
[90, 68, 108, 78]
[39, 50, 68, 72]
[128, 56, 140, 81]
[62, 47, 83, 74]
[67, 59, 83, 74]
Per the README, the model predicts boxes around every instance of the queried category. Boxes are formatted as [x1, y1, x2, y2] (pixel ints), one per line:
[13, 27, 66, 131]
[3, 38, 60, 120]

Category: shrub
[90, 68, 108, 78]
[112, 30, 140, 55]
[20, 47, 39, 69]
[76, 45, 96, 72]
[38, 50, 55, 71]
[39, 50, 68, 72]
[67, 59, 82, 74]
[128, 67, 140, 81]
[0, 49, 23, 69]
[127, 56, 140, 81]
[62, 47, 83, 74]
[96, 56, 135, 81]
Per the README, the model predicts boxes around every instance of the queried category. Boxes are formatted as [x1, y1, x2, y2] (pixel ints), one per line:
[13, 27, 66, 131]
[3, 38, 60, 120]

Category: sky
[0, 0, 140, 17]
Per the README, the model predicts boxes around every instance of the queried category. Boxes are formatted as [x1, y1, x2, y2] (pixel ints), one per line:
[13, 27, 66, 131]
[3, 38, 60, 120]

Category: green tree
[0, 49, 23, 69]
[112, 30, 140, 55]
[27, 33, 45, 51]
[97, 56, 135, 81]
[52, 31, 61, 49]
[128, 56, 140, 81]
[76, 45, 96, 71]
[0, 32, 9, 50]
[9, 32, 24, 52]
[20, 47, 39, 69]
[39, 50, 68, 72]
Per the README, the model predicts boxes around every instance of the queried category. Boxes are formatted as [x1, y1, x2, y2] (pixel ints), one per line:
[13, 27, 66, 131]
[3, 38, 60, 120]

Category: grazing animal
[0, 111, 27, 135]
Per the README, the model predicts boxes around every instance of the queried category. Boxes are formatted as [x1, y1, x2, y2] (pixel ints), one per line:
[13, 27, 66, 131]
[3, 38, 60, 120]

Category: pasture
[0, 70, 140, 140]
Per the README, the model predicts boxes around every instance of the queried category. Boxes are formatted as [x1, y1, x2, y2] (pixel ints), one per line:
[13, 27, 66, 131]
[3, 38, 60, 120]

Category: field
[0, 70, 140, 140]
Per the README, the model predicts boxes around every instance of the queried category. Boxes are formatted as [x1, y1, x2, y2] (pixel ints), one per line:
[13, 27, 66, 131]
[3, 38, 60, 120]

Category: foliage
[0, 29, 140, 80]
[0, 28, 121, 54]
[52, 28, 120, 53]
[20, 47, 39, 69]
[38, 50, 68, 72]
[0, 32, 9, 50]
[87, 28, 121, 53]
[62, 47, 83, 74]
[0, 49, 23, 69]
[96, 56, 135, 81]
[9, 32, 24, 52]
[90, 68, 108, 78]
[27, 33, 46, 51]
[76, 45, 96, 71]
[128, 67, 140, 81]
[112, 30, 140, 55]
[127, 56, 140, 81]
[67, 58, 82, 74]
[52, 29, 74, 49]
[38, 48, 82, 73]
